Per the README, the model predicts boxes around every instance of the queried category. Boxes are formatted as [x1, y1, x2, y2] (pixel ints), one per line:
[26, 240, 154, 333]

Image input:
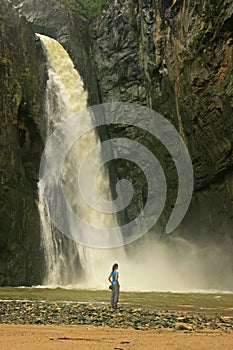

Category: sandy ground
[0, 324, 232, 350]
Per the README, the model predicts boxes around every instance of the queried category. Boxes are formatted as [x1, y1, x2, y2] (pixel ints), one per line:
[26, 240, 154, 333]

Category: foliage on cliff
[58, 0, 109, 18]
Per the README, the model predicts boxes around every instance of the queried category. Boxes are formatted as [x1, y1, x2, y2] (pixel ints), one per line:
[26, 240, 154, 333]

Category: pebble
[0, 301, 232, 331]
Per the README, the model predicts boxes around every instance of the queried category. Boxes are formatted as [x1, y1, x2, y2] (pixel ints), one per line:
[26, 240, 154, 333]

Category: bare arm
[108, 274, 112, 283]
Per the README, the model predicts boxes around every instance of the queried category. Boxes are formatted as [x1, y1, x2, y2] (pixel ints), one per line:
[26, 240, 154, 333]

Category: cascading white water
[37, 34, 125, 287]
[36, 34, 233, 293]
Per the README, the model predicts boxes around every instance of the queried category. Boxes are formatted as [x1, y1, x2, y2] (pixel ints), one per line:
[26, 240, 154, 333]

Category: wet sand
[0, 324, 232, 350]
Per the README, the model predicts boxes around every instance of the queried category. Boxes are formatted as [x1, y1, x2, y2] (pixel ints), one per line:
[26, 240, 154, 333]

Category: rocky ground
[0, 301, 232, 332]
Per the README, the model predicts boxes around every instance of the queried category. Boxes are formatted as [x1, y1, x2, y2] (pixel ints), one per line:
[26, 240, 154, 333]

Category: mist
[75, 233, 233, 293]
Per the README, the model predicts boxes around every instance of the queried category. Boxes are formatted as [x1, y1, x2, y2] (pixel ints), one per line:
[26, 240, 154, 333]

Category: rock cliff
[11, 0, 100, 105]
[0, 0, 46, 285]
[91, 0, 233, 245]
[1, 0, 233, 286]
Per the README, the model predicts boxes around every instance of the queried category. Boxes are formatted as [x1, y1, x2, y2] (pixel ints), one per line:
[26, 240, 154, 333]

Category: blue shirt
[110, 270, 119, 285]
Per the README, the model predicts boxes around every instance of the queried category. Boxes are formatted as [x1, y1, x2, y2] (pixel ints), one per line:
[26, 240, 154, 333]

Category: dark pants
[111, 284, 119, 307]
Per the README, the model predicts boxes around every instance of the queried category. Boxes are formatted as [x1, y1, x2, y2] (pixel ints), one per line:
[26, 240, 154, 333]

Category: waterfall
[36, 34, 233, 293]
[37, 34, 124, 287]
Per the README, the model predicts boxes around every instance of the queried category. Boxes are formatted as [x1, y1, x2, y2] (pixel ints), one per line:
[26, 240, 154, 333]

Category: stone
[0, 0, 46, 286]
[1, 0, 233, 286]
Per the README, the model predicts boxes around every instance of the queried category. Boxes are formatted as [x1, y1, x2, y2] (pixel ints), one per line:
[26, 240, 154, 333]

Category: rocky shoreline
[0, 301, 232, 332]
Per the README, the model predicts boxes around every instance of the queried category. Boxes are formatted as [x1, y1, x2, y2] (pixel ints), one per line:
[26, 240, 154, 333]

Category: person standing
[108, 263, 120, 308]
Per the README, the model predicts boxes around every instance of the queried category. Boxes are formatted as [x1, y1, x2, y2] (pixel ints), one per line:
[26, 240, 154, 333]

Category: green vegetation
[0, 57, 12, 66]
[0, 287, 233, 314]
[58, 0, 109, 19]
[19, 67, 32, 79]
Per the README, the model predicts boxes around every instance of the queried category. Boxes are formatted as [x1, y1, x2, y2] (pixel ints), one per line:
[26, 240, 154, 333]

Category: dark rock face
[9, 0, 102, 283]
[11, 0, 100, 106]
[3, 0, 233, 285]
[0, 0, 46, 285]
[91, 0, 233, 244]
